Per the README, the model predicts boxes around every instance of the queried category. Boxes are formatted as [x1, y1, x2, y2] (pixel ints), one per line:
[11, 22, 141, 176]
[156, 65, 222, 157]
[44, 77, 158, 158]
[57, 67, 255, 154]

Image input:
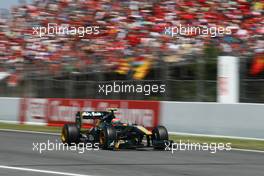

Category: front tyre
[152, 126, 168, 149]
[61, 124, 80, 145]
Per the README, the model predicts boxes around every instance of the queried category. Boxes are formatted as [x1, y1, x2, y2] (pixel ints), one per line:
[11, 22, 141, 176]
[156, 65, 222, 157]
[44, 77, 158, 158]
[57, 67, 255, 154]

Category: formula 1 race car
[61, 108, 171, 150]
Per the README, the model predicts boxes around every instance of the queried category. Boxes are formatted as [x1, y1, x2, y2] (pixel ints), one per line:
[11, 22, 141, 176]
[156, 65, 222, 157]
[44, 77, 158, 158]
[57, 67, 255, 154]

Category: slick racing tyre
[99, 126, 116, 149]
[152, 126, 169, 149]
[61, 124, 80, 145]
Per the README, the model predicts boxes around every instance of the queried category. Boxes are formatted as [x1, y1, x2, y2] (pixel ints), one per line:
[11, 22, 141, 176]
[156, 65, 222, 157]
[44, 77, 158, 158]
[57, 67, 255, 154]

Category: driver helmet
[111, 118, 121, 125]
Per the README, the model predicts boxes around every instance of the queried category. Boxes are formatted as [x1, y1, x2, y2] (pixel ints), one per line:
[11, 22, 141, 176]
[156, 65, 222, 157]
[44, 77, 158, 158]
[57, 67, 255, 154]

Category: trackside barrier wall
[19, 98, 160, 128]
[0, 97, 20, 122]
[0, 97, 263, 139]
[160, 102, 264, 139]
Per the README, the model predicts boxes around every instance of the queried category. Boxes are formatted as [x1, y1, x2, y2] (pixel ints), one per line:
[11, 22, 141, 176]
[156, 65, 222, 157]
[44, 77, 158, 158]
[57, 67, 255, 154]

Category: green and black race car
[61, 108, 172, 150]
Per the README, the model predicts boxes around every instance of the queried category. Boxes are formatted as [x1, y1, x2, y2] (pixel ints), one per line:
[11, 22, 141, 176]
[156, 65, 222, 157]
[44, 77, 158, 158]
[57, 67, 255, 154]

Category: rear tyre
[99, 126, 116, 149]
[61, 124, 80, 145]
[152, 126, 168, 149]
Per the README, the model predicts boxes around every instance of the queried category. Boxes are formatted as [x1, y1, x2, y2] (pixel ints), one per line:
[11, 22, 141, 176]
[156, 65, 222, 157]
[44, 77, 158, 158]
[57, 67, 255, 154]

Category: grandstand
[0, 0, 263, 102]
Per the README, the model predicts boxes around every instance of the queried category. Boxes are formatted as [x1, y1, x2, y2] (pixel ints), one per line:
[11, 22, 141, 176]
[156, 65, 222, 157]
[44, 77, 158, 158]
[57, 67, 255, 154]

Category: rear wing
[75, 111, 109, 129]
[76, 111, 109, 119]
[75, 109, 117, 128]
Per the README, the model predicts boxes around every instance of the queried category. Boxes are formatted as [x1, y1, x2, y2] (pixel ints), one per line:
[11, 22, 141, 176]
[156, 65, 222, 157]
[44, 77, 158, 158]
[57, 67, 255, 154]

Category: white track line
[0, 165, 94, 176]
[169, 132, 264, 141]
[0, 120, 18, 124]
[231, 148, 264, 153]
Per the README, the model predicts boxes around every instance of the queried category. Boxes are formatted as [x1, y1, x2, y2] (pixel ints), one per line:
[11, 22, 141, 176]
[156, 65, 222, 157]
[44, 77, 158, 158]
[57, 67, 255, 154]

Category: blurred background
[0, 0, 263, 102]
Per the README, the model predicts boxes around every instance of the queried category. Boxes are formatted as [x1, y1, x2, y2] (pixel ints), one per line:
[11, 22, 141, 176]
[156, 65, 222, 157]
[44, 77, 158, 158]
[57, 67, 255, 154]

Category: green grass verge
[0, 122, 263, 151]
[0, 122, 61, 133]
[169, 135, 264, 151]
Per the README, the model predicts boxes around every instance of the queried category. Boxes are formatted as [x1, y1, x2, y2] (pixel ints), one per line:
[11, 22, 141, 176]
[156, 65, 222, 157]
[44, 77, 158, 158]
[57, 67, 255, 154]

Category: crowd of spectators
[0, 0, 263, 82]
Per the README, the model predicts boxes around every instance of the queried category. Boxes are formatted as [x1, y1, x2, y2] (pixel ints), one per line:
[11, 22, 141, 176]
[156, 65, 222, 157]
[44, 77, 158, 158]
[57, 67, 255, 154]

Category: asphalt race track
[0, 131, 263, 176]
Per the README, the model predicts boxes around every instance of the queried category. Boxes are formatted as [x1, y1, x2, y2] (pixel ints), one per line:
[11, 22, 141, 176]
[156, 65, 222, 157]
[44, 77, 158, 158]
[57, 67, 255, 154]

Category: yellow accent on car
[61, 128, 66, 143]
[114, 141, 120, 149]
[61, 134, 65, 142]
[136, 126, 152, 135]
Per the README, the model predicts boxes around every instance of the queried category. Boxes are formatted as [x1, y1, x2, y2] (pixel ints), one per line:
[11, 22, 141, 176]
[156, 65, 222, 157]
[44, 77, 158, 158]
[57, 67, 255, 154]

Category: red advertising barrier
[19, 98, 160, 128]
